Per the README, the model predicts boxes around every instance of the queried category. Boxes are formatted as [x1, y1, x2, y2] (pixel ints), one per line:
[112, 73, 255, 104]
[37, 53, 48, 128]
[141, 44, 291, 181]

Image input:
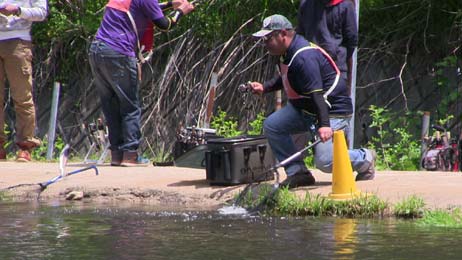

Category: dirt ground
[1, 161, 462, 210]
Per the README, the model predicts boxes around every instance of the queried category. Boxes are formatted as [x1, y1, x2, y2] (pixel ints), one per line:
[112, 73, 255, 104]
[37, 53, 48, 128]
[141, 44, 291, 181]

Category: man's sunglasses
[262, 30, 280, 42]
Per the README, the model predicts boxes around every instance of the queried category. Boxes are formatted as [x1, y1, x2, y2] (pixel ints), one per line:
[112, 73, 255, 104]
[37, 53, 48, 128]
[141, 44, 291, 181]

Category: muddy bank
[1, 162, 462, 210]
[1, 162, 240, 210]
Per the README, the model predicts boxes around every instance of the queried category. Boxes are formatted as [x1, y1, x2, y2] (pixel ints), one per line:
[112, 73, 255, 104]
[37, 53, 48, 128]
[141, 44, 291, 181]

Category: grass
[237, 188, 462, 227]
[393, 195, 425, 218]
[238, 187, 388, 218]
[0, 191, 10, 202]
[417, 208, 462, 228]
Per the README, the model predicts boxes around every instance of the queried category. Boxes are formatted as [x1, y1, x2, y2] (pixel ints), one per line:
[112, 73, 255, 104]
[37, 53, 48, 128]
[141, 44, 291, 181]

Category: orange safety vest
[281, 43, 340, 108]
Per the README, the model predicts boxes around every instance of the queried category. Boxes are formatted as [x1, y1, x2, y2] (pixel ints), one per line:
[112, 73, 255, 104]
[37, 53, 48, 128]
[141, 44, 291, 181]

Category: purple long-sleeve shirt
[95, 0, 164, 57]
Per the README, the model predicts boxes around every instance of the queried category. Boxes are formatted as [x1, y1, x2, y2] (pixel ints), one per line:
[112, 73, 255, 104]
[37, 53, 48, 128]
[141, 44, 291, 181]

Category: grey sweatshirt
[0, 0, 48, 41]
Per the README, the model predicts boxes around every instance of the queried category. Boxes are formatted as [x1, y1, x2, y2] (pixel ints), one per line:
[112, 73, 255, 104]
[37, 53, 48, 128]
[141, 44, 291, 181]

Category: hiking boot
[356, 149, 376, 181]
[120, 151, 150, 167]
[15, 141, 37, 163]
[111, 150, 123, 166]
[0, 147, 6, 160]
[16, 149, 31, 162]
[280, 170, 316, 189]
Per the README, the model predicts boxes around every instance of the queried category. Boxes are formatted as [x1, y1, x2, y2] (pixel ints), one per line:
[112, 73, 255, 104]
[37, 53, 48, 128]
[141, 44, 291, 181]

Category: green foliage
[32, 0, 107, 82]
[418, 208, 462, 228]
[303, 153, 315, 169]
[175, 0, 299, 45]
[433, 55, 459, 117]
[31, 136, 66, 161]
[2, 122, 13, 155]
[210, 108, 243, 137]
[302, 138, 318, 169]
[237, 183, 273, 208]
[368, 105, 421, 170]
[247, 112, 265, 136]
[393, 195, 426, 218]
[361, 0, 460, 53]
[435, 115, 454, 129]
[0, 191, 9, 202]
[151, 143, 173, 163]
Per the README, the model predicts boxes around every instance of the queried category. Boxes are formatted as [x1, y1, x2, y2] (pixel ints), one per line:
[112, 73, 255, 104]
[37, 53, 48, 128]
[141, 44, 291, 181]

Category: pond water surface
[1, 201, 461, 259]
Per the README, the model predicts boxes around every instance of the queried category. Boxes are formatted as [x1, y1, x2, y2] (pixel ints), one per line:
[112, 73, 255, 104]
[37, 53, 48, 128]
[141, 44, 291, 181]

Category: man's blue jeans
[88, 40, 141, 152]
[263, 102, 372, 176]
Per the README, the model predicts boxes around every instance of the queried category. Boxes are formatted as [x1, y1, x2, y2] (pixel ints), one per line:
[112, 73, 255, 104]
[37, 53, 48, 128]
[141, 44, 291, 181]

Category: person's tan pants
[0, 38, 40, 147]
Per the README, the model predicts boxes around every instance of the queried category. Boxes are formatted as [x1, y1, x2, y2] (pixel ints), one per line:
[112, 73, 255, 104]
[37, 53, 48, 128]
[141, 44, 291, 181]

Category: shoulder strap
[287, 42, 341, 107]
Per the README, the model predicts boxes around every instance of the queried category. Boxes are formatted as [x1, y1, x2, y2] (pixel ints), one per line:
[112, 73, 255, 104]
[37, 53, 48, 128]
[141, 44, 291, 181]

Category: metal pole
[46, 82, 61, 160]
[348, 0, 360, 148]
[420, 111, 430, 169]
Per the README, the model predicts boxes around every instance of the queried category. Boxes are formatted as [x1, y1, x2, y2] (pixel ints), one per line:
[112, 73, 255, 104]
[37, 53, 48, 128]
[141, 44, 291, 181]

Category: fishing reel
[237, 82, 253, 109]
[238, 81, 252, 93]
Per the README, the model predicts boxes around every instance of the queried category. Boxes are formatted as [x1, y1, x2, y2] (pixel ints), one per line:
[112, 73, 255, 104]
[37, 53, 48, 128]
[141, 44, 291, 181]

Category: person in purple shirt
[248, 15, 375, 189]
[89, 0, 194, 167]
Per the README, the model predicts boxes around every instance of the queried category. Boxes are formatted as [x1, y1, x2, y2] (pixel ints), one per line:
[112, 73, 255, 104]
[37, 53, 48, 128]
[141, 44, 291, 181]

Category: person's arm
[153, 0, 194, 31]
[262, 76, 283, 93]
[248, 75, 283, 95]
[312, 91, 332, 142]
[311, 91, 330, 128]
[0, 0, 47, 21]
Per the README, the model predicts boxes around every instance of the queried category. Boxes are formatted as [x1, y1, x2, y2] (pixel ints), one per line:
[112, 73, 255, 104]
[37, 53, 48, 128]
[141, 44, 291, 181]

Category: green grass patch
[0, 191, 10, 202]
[417, 209, 462, 228]
[238, 187, 388, 218]
[393, 195, 426, 218]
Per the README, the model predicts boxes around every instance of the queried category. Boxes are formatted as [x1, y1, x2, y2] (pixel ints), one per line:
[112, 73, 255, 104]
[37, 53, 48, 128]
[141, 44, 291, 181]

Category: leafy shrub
[367, 105, 421, 170]
[247, 112, 265, 136]
[210, 108, 242, 138]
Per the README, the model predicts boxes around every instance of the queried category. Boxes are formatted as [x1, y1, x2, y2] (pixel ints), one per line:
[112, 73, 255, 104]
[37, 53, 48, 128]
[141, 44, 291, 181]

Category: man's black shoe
[280, 171, 316, 189]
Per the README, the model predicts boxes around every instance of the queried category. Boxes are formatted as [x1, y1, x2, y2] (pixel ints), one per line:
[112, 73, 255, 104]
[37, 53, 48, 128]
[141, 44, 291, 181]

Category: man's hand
[175, 0, 194, 15]
[248, 82, 264, 95]
[318, 127, 333, 142]
[172, 0, 183, 9]
[0, 4, 19, 16]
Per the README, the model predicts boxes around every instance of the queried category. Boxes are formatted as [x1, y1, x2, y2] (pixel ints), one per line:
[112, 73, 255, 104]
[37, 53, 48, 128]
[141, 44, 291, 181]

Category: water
[1, 201, 462, 259]
[217, 205, 249, 215]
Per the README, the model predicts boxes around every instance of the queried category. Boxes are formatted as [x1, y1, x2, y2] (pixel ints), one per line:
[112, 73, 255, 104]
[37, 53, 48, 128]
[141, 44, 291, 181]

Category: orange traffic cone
[329, 130, 361, 200]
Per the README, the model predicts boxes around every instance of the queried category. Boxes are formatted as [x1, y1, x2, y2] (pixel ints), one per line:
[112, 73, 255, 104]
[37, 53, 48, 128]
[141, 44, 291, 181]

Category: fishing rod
[238, 126, 347, 213]
[159, 0, 208, 14]
[140, 0, 210, 64]
[1, 145, 99, 196]
[39, 165, 99, 192]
